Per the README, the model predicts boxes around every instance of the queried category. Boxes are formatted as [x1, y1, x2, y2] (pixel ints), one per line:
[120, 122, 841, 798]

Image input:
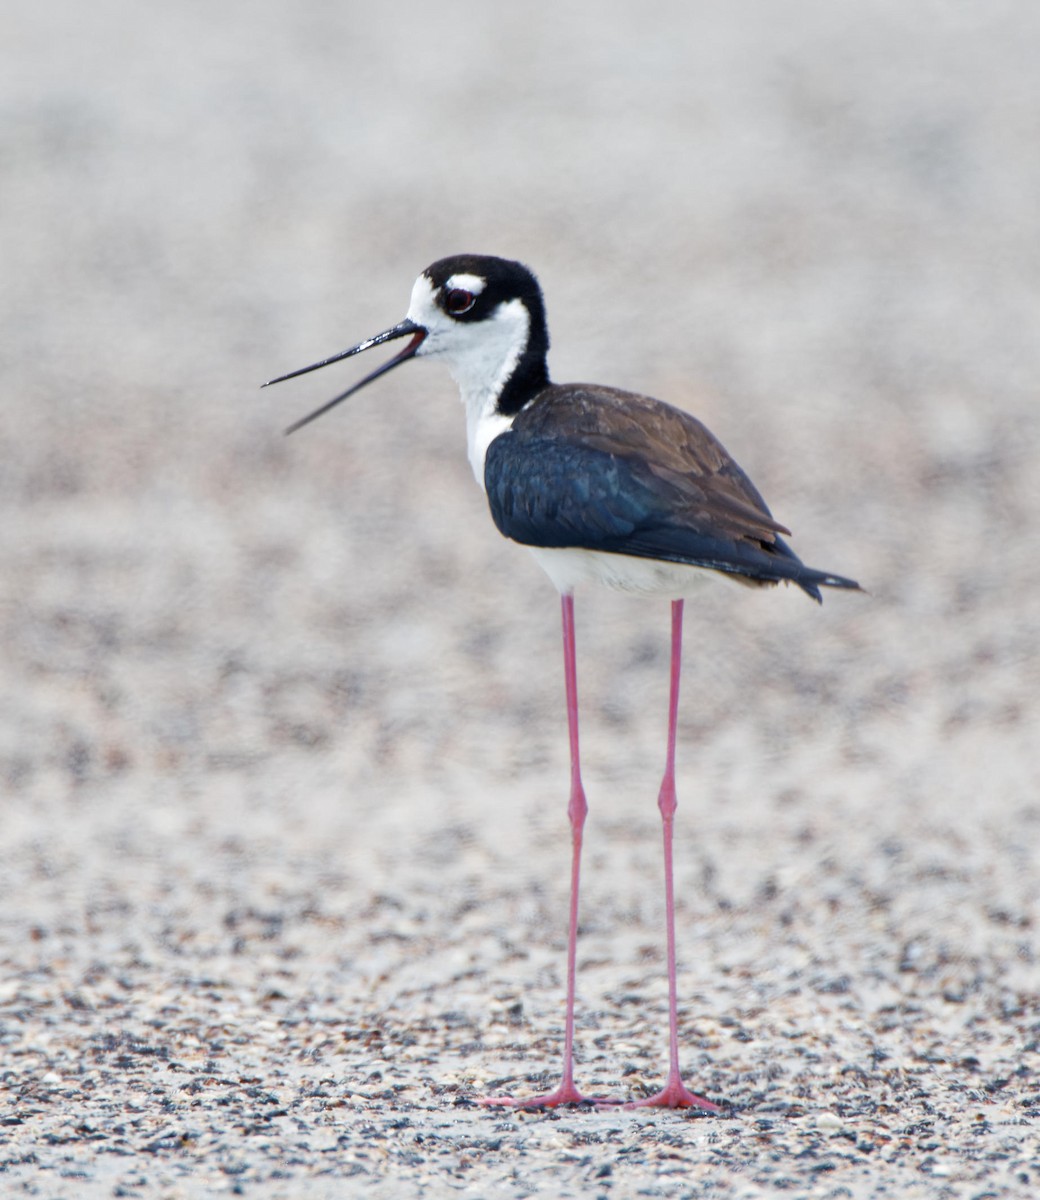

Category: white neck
[458, 370, 520, 493]
[446, 299, 529, 489]
[407, 275, 532, 491]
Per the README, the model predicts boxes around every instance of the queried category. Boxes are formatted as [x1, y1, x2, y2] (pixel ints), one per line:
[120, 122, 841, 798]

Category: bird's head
[265, 254, 550, 433]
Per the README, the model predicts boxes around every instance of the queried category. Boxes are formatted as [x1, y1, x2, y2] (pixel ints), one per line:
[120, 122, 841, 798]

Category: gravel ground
[2, 3, 1038, 1197]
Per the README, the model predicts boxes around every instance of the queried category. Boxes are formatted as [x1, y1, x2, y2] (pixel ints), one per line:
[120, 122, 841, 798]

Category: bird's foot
[479, 1078, 621, 1110]
[624, 1074, 720, 1112]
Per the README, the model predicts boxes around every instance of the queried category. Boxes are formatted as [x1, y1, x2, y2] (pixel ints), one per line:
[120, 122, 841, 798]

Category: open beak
[263, 319, 427, 435]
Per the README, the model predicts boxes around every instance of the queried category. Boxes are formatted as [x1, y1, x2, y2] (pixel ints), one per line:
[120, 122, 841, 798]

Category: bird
[264, 253, 861, 1110]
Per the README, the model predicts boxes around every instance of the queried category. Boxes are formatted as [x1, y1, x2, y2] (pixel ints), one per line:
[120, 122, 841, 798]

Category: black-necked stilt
[265, 254, 861, 1110]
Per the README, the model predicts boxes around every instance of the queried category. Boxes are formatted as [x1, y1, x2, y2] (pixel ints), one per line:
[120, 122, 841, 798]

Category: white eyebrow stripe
[444, 273, 486, 295]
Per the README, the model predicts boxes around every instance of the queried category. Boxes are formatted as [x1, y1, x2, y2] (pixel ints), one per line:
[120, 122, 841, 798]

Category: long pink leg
[481, 593, 608, 1107]
[627, 600, 719, 1111]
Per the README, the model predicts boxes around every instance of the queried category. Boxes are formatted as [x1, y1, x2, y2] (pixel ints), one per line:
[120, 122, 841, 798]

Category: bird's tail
[792, 567, 862, 604]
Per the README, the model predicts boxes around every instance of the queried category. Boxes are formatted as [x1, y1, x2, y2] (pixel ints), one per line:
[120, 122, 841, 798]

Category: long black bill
[262, 319, 426, 436]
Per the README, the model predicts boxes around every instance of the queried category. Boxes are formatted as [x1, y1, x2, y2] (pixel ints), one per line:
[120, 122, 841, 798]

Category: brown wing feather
[520, 384, 790, 548]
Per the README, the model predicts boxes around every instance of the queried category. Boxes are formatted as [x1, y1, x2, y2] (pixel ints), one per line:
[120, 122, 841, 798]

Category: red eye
[443, 288, 476, 315]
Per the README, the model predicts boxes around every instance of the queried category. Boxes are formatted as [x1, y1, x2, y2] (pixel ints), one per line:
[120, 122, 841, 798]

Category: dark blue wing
[484, 429, 855, 600]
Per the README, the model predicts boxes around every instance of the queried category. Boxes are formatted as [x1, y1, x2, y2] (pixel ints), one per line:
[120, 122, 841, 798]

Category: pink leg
[627, 600, 719, 1111]
[481, 594, 612, 1107]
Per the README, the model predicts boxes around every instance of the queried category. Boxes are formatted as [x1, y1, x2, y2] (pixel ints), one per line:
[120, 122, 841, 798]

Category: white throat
[405, 275, 532, 491]
[455, 319, 525, 492]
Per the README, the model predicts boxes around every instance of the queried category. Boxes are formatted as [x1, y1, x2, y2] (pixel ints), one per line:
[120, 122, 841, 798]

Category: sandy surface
[2, 2, 1038, 1197]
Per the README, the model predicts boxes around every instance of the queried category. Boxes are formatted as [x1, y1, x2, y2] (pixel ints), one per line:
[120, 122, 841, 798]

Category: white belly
[527, 545, 740, 598]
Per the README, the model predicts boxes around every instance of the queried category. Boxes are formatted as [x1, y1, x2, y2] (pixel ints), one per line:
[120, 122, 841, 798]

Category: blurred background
[1, 0, 1037, 1188]
[4, 0, 1036, 806]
